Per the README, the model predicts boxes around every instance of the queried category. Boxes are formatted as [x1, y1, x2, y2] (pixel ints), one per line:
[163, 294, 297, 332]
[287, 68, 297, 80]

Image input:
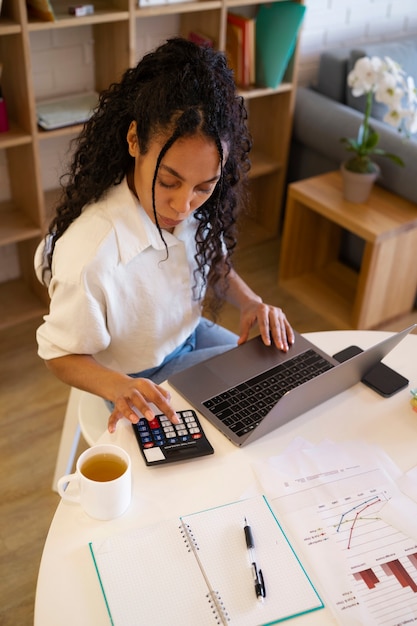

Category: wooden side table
[279, 171, 417, 329]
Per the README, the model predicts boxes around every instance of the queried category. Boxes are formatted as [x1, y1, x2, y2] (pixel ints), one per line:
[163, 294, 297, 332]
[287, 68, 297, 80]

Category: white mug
[57, 444, 131, 520]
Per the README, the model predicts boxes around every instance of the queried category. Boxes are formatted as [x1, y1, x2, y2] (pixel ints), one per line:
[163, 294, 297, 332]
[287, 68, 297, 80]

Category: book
[226, 19, 243, 86]
[89, 495, 324, 625]
[226, 13, 256, 88]
[25, 0, 55, 21]
[188, 31, 214, 48]
[255, 1, 306, 89]
[36, 92, 98, 131]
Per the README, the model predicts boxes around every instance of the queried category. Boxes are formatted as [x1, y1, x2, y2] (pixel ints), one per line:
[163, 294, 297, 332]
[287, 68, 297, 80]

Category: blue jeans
[129, 318, 238, 383]
[105, 318, 238, 410]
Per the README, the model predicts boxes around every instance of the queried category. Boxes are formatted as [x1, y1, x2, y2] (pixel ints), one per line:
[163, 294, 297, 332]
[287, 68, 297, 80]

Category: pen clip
[258, 568, 266, 598]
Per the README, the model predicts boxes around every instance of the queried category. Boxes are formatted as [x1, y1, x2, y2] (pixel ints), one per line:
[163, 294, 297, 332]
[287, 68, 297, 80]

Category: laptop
[169, 324, 416, 447]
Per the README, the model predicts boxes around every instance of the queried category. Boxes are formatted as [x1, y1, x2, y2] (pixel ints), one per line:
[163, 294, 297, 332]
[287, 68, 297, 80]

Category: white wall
[299, 0, 417, 86]
[1, 2, 417, 277]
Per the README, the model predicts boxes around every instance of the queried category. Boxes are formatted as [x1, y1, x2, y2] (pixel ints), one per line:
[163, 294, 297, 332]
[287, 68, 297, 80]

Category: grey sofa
[287, 36, 417, 205]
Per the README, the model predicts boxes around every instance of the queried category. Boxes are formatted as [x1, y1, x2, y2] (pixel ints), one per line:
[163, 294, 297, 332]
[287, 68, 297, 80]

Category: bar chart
[354, 556, 417, 592]
[316, 485, 417, 624]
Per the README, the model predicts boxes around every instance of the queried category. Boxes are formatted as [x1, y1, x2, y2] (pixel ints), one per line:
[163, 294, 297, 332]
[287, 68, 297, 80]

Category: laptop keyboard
[202, 349, 334, 438]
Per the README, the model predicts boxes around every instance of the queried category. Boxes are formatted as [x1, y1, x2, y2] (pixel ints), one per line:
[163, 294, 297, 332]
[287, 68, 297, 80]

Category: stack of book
[225, 1, 306, 90]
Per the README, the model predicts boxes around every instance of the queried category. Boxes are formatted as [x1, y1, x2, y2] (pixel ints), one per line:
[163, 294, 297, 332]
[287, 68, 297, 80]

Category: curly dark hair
[45, 37, 252, 317]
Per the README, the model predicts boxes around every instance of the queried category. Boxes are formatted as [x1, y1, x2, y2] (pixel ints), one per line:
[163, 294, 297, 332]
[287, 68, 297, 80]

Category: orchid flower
[342, 55, 416, 173]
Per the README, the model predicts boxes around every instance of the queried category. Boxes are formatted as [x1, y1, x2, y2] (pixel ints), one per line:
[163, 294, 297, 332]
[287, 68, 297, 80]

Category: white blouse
[35, 178, 204, 373]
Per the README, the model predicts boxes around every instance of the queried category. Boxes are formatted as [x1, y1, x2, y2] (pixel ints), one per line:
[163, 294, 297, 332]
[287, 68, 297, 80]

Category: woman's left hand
[238, 301, 294, 351]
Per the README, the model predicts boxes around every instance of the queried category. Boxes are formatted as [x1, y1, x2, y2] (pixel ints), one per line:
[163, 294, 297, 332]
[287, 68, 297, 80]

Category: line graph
[314, 487, 417, 624]
[333, 493, 384, 549]
[317, 488, 394, 553]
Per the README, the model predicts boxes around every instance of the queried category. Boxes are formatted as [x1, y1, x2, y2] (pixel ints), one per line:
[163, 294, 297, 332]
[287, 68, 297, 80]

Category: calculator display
[132, 409, 214, 466]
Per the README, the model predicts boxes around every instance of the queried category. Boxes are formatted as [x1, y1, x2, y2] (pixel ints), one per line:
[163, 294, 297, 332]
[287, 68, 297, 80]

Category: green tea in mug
[81, 453, 127, 482]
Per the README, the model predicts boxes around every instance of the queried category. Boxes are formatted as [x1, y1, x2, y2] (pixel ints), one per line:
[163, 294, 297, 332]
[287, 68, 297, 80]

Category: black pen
[244, 517, 266, 602]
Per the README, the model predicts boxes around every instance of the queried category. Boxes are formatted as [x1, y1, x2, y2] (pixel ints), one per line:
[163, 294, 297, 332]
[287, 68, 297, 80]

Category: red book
[226, 13, 255, 87]
[188, 31, 214, 48]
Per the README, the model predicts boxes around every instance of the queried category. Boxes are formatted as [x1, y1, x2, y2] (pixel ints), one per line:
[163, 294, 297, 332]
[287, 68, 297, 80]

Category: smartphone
[332, 345, 409, 398]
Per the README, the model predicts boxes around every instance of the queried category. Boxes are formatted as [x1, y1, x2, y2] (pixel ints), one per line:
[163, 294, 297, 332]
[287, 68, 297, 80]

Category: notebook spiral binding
[179, 523, 230, 624]
[179, 523, 200, 552]
[206, 590, 231, 625]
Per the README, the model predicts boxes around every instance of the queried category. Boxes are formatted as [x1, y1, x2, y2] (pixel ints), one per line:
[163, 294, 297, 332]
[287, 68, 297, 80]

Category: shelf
[27, 8, 129, 31]
[0, 18, 22, 35]
[136, 0, 221, 17]
[0, 122, 32, 148]
[237, 215, 277, 247]
[0, 205, 42, 246]
[0, 278, 47, 330]
[226, 0, 264, 7]
[239, 82, 293, 100]
[36, 124, 84, 140]
[249, 150, 281, 178]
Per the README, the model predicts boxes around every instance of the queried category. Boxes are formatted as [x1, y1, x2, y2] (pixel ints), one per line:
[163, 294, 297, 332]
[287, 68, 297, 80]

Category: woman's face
[127, 122, 225, 231]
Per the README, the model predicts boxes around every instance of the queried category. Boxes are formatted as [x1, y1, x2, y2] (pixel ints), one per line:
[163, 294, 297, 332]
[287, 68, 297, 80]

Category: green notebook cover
[256, 1, 306, 88]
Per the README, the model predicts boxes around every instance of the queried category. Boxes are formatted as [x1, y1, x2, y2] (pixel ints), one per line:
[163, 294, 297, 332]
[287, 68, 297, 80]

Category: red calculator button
[148, 418, 160, 429]
[143, 442, 155, 448]
[192, 433, 202, 439]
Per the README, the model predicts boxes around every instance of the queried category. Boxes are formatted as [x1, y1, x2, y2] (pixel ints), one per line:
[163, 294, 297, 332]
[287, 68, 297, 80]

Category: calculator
[132, 409, 214, 466]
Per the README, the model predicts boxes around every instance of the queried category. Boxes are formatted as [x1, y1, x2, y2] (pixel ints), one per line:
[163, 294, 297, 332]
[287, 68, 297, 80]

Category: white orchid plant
[341, 55, 417, 173]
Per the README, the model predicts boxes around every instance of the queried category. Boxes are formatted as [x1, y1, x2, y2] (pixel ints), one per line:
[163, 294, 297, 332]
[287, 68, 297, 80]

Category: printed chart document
[89, 495, 324, 625]
[253, 439, 417, 626]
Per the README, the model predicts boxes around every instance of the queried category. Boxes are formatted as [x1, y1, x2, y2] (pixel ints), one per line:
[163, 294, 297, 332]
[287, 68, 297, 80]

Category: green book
[256, 1, 306, 88]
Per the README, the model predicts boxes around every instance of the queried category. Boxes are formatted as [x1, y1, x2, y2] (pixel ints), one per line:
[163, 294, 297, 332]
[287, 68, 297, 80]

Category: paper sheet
[252, 439, 417, 626]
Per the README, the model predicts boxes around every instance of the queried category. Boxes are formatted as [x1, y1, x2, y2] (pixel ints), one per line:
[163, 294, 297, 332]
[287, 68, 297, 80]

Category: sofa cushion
[346, 37, 417, 125]
[316, 48, 350, 103]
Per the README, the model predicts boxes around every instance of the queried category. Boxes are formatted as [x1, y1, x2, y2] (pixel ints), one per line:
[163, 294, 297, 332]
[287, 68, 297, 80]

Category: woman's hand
[107, 377, 179, 433]
[44, 353, 180, 434]
[238, 300, 294, 351]
[222, 267, 294, 351]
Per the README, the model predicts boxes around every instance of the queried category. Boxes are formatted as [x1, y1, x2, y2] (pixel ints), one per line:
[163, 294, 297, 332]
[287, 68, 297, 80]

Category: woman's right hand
[44, 354, 180, 434]
[107, 377, 180, 433]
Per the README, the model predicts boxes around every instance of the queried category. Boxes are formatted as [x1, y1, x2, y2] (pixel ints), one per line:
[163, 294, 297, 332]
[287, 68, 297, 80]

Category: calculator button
[148, 418, 161, 429]
[143, 442, 154, 448]
[192, 433, 202, 439]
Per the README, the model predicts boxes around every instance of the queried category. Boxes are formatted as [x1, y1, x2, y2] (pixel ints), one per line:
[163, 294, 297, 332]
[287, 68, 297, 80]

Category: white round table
[35, 330, 417, 626]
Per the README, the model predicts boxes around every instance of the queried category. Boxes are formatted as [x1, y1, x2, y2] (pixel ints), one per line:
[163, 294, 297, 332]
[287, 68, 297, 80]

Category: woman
[35, 38, 294, 433]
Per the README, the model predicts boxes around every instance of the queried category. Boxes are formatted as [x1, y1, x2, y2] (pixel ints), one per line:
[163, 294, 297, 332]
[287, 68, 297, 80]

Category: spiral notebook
[89, 495, 324, 625]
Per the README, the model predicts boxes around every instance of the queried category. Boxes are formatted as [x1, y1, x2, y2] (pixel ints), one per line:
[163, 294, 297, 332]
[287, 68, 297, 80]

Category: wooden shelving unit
[0, 0, 303, 330]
